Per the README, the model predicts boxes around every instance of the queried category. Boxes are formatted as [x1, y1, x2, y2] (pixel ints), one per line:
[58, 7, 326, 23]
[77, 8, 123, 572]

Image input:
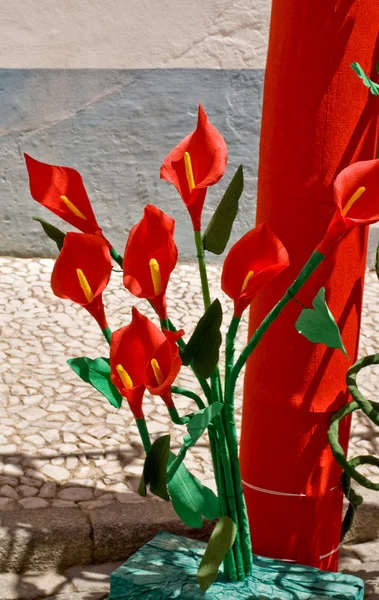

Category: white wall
[0, 0, 270, 69]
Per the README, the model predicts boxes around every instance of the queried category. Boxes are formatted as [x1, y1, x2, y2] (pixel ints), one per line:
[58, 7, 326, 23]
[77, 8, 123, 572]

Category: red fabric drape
[240, 0, 379, 571]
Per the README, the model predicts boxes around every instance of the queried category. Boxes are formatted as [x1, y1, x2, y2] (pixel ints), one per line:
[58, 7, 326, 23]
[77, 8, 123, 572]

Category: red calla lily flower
[25, 154, 102, 236]
[160, 104, 228, 231]
[317, 159, 379, 254]
[51, 232, 112, 330]
[221, 223, 290, 317]
[123, 205, 178, 320]
[110, 307, 183, 419]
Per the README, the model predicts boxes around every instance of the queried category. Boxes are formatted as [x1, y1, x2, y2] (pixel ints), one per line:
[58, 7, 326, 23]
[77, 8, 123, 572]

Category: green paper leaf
[351, 62, 379, 95]
[197, 516, 236, 591]
[33, 217, 66, 250]
[140, 435, 170, 501]
[376, 243, 379, 281]
[186, 403, 223, 446]
[376, 62, 379, 75]
[67, 356, 123, 409]
[180, 299, 222, 378]
[295, 287, 347, 356]
[138, 472, 147, 497]
[167, 453, 219, 528]
[203, 166, 243, 255]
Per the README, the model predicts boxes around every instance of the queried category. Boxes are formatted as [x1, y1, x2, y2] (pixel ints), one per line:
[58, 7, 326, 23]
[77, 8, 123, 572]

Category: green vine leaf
[67, 356, 123, 409]
[351, 62, 379, 95]
[139, 435, 170, 501]
[33, 217, 66, 250]
[295, 287, 347, 356]
[180, 299, 222, 378]
[375, 243, 379, 281]
[203, 165, 243, 255]
[197, 516, 236, 591]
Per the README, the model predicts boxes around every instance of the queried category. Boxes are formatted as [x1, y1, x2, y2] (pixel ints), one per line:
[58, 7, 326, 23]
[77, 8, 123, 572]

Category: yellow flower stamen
[76, 269, 94, 303]
[116, 364, 133, 389]
[342, 186, 366, 217]
[151, 358, 164, 386]
[60, 195, 87, 220]
[241, 270, 255, 294]
[184, 151, 195, 192]
[149, 258, 163, 295]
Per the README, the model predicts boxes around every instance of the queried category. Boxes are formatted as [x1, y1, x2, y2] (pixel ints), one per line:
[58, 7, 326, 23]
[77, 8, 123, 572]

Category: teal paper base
[109, 532, 364, 599]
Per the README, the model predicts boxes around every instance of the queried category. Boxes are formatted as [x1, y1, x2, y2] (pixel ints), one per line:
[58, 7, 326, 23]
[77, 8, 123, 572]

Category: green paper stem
[328, 354, 379, 494]
[110, 247, 123, 268]
[340, 470, 363, 540]
[224, 315, 252, 576]
[160, 318, 170, 330]
[225, 316, 241, 387]
[347, 354, 379, 425]
[171, 386, 206, 411]
[194, 230, 211, 310]
[209, 428, 236, 582]
[136, 417, 152, 454]
[102, 326, 112, 345]
[168, 406, 190, 425]
[211, 386, 245, 580]
[227, 250, 325, 400]
[194, 227, 245, 580]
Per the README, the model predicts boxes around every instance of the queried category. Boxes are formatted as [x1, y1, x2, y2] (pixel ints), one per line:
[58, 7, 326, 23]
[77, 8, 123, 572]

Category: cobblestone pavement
[0, 257, 379, 597]
[0, 257, 378, 510]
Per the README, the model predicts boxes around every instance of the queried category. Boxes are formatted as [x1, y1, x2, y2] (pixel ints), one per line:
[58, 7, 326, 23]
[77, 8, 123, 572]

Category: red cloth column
[240, 0, 379, 572]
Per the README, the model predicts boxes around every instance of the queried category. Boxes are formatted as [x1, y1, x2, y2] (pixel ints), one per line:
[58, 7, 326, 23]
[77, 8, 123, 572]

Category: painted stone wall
[0, 0, 377, 262]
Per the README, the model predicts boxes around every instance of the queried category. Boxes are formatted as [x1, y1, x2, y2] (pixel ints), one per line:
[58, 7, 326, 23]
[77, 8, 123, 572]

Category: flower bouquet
[24, 103, 379, 599]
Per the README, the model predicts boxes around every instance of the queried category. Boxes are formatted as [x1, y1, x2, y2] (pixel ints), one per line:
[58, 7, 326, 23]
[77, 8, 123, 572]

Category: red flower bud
[221, 223, 290, 317]
[123, 205, 178, 320]
[25, 154, 103, 237]
[160, 104, 228, 231]
[51, 233, 112, 330]
[110, 308, 183, 419]
[317, 159, 379, 254]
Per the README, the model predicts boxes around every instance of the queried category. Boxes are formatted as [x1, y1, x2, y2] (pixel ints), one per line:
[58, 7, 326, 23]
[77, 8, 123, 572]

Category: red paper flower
[221, 223, 290, 317]
[51, 232, 112, 330]
[123, 205, 178, 320]
[160, 104, 228, 231]
[110, 307, 183, 419]
[317, 159, 379, 254]
[25, 154, 102, 236]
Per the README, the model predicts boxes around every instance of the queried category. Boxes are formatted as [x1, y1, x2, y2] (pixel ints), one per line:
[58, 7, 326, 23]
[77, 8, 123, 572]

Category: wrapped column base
[109, 532, 364, 599]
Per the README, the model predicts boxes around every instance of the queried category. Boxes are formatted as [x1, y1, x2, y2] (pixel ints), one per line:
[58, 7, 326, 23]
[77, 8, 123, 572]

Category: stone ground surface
[0, 257, 379, 599]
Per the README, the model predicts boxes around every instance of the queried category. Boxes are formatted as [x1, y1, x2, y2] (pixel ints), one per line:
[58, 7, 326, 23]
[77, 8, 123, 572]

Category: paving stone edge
[0, 498, 214, 572]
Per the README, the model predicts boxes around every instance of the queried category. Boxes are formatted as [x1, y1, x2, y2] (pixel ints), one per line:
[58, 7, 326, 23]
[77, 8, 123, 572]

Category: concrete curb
[0, 498, 214, 572]
[0, 489, 378, 574]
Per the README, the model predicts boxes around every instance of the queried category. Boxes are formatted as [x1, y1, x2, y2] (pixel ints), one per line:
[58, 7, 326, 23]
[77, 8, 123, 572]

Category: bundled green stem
[224, 316, 252, 574]
[194, 229, 247, 580]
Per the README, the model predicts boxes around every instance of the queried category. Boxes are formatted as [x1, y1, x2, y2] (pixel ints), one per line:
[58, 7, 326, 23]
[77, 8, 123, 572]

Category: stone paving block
[89, 497, 213, 563]
[349, 542, 379, 564]
[67, 561, 123, 592]
[0, 508, 92, 572]
[45, 594, 108, 600]
[0, 571, 72, 600]
[339, 547, 363, 571]
[344, 562, 379, 597]
[345, 488, 379, 545]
